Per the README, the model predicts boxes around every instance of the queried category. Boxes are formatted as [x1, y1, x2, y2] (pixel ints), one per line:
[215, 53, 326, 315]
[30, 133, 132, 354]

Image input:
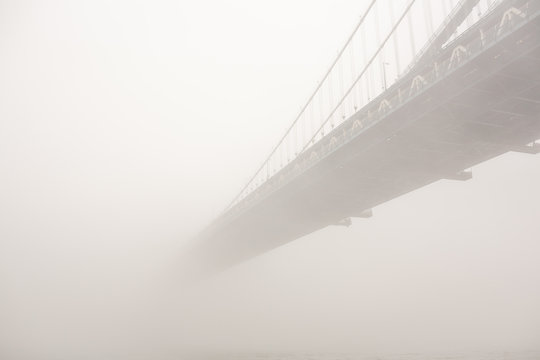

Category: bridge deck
[192, 0, 540, 270]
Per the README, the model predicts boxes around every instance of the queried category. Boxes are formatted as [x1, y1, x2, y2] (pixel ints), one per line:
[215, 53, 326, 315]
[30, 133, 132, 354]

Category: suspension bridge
[188, 0, 540, 272]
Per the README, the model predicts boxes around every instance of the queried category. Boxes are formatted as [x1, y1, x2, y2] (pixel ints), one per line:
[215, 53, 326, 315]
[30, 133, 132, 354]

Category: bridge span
[189, 0, 540, 272]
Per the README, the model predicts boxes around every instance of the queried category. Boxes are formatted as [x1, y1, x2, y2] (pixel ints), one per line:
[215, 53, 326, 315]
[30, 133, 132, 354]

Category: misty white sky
[1, 0, 539, 358]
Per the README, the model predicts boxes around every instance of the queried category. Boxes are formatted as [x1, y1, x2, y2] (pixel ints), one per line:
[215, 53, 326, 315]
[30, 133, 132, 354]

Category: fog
[1, 0, 539, 359]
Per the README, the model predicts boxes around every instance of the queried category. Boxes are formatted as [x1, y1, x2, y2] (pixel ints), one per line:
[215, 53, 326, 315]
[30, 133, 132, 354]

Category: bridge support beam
[443, 170, 472, 181]
[333, 209, 373, 227]
[352, 209, 373, 218]
[510, 143, 540, 154]
[333, 218, 352, 227]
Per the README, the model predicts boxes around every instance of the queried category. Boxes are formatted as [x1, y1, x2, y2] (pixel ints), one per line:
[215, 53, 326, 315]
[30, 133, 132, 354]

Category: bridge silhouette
[189, 0, 540, 273]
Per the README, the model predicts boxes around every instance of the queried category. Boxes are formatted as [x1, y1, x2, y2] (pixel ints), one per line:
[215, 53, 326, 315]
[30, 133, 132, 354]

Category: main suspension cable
[224, 0, 378, 211]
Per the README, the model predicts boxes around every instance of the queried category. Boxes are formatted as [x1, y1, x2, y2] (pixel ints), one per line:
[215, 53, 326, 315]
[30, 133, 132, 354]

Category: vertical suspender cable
[361, 24, 370, 102]
[423, 0, 434, 35]
[374, 0, 384, 92]
[350, 39, 357, 111]
[318, 90, 323, 140]
[286, 129, 289, 162]
[442, 0, 448, 17]
[328, 71, 333, 129]
[407, 6, 416, 58]
[389, 1, 401, 77]
[339, 53, 345, 122]
[293, 115, 305, 156]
